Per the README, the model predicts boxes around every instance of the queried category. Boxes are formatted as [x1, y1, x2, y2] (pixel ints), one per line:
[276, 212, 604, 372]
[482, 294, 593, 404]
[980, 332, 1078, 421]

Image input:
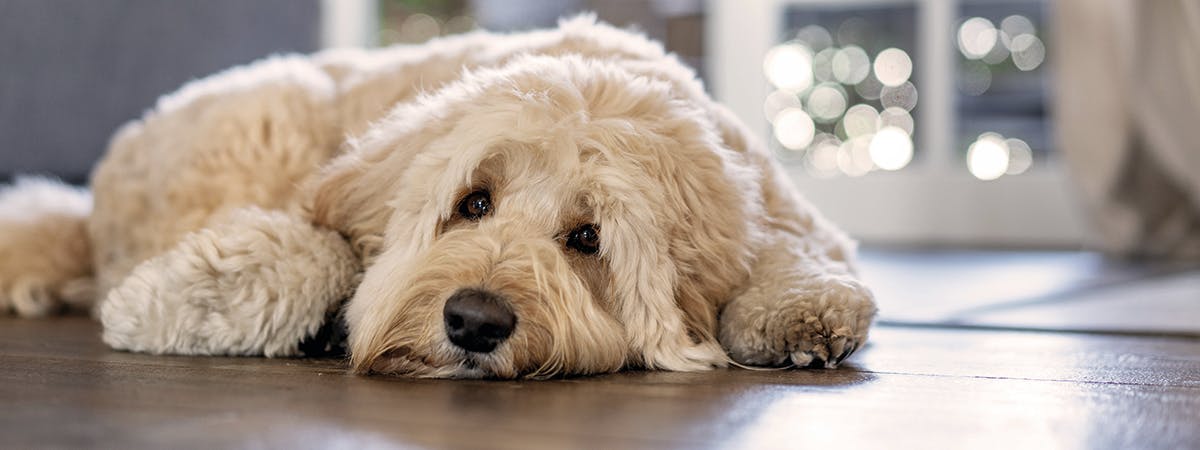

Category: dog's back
[0, 16, 691, 316]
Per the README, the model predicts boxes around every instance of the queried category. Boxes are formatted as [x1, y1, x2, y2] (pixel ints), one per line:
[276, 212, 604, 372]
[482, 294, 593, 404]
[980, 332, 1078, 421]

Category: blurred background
[1, 1, 1197, 329]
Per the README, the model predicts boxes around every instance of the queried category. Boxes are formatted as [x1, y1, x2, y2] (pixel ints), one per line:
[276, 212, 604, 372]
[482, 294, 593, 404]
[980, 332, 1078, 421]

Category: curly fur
[0, 177, 94, 317]
[0, 16, 876, 378]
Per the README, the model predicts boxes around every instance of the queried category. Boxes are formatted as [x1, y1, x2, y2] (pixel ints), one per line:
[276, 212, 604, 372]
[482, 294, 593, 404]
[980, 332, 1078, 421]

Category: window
[708, 0, 1085, 246]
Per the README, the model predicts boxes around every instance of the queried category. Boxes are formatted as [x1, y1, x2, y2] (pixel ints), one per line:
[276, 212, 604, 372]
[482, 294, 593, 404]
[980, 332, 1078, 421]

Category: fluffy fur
[0, 17, 876, 378]
[0, 177, 94, 317]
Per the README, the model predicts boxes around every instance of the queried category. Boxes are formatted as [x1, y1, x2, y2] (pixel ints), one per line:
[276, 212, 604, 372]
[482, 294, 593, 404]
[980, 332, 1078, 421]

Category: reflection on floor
[1, 249, 1197, 448]
[860, 248, 1200, 335]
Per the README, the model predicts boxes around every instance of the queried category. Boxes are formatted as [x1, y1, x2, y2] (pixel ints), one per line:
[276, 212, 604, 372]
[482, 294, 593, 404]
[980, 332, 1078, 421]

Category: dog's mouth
[366, 345, 511, 379]
[453, 356, 491, 378]
[448, 350, 518, 379]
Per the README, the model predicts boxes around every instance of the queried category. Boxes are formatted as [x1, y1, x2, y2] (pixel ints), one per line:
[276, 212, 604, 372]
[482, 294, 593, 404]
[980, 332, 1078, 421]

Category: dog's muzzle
[443, 288, 516, 353]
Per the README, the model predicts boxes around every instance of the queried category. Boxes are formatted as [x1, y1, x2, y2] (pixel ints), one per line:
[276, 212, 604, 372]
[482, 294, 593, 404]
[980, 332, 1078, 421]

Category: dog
[0, 17, 876, 378]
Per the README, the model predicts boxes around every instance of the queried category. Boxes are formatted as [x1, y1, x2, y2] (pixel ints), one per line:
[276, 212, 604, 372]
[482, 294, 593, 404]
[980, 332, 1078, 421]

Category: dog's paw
[100, 208, 359, 357]
[719, 276, 876, 369]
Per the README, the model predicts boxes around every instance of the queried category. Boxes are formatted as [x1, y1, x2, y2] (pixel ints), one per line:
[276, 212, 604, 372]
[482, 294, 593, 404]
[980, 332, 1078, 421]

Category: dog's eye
[566, 224, 600, 255]
[457, 190, 492, 220]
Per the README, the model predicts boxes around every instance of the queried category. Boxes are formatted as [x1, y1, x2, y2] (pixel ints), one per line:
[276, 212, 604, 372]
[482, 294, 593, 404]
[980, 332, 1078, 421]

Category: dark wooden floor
[3, 315, 1197, 449]
[4, 251, 1199, 449]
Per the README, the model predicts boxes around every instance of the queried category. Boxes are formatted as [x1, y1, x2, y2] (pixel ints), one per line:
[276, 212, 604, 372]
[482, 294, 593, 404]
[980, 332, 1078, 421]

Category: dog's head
[312, 54, 763, 378]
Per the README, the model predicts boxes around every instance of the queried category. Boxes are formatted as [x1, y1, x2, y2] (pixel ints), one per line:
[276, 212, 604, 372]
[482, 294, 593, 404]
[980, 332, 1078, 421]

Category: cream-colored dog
[0, 17, 875, 378]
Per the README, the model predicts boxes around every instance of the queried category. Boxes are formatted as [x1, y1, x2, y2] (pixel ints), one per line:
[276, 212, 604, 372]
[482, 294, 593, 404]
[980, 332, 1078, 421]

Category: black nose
[443, 288, 516, 353]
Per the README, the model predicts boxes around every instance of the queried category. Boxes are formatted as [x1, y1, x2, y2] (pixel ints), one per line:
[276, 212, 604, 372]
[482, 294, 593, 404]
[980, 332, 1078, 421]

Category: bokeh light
[764, 43, 815, 91]
[854, 72, 884, 100]
[764, 90, 803, 123]
[879, 107, 915, 136]
[1005, 137, 1033, 175]
[832, 46, 871, 85]
[873, 48, 913, 87]
[773, 108, 816, 150]
[812, 48, 837, 82]
[980, 37, 1011, 65]
[880, 81, 918, 111]
[805, 134, 841, 177]
[807, 83, 848, 123]
[967, 133, 1011, 180]
[957, 17, 997, 60]
[1010, 34, 1045, 71]
[795, 25, 833, 51]
[762, 17, 926, 177]
[842, 104, 879, 138]
[837, 136, 874, 177]
[443, 16, 477, 35]
[869, 126, 914, 171]
[1000, 15, 1036, 42]
[397, 13, 441, 43]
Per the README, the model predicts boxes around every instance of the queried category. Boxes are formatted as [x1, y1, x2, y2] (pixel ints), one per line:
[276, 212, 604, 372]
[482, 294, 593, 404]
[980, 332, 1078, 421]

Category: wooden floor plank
[1, 317, 1197, 449]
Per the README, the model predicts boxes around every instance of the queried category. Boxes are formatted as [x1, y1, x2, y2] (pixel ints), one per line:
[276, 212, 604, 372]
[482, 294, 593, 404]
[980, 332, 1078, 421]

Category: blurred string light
[966, 132, 1034, 180]
[879, 107, 914, 135]
[764, 43, 814, 91]
[832, 46, 871, 85]
[954, 13, 1042, 180]
[812, 48, 836, 82]
[870, 126, 914, 171]
[967, 133, 1009, 180]
[854, 71, 884, 100]
[807, 83, 848, 123]
[838, 136, 874, 177]
[1009, 34, 1046, 71]
[805, 134, 842, 177]
[957, 17, 997, 59]
[956, 14, 1044, 98]
[381, 13, 476, 45]
[880, 81, 918, 111]
[842, 104, 879, 138]
[443, 16, 477, 34]
[763, 21, 919, 176]
[873, 48, 913, 87]
[795, 25, 833, 50]
[398, 13, 441, 42]
[1004, 137, 1033, 174]
[999, 15, 1036, 43]
[763, 90, 802, 123]
[764, 16, 1041, 179]
[773, 108, 816, 150]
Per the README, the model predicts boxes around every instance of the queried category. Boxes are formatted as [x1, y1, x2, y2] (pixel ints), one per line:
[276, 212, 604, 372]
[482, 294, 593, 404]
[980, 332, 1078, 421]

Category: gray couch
[0, 0, 319, 183]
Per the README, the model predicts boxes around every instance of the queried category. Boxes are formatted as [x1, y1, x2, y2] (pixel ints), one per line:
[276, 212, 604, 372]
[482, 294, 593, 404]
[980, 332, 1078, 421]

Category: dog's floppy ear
[308, 148, 395, 260]
[308, 109, 455, 260]
[598, 99, 764, 372]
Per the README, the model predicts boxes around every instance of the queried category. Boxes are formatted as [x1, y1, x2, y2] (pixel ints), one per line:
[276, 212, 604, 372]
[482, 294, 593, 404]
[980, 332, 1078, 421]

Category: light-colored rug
[859, 249, 1200, 336]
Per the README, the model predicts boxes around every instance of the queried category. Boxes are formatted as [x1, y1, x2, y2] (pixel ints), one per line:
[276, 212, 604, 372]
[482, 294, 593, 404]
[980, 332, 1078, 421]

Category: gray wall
[0, 0, 320, 183]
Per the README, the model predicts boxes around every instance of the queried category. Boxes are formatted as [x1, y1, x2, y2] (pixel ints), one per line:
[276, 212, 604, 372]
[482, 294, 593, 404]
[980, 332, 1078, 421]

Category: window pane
[772, 3, 920, 177]
[379, 0, 476, 44]
[957, 0, 1050, 180]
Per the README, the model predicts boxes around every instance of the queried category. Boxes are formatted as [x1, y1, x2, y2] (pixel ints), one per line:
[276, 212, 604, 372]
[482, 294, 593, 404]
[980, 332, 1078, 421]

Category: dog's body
[0, 18, 876, 378]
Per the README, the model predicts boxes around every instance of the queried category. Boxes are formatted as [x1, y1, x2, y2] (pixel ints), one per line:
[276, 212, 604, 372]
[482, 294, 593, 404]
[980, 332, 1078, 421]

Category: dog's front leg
[99, 207, 360, 357]
[718, 231, 876, 368]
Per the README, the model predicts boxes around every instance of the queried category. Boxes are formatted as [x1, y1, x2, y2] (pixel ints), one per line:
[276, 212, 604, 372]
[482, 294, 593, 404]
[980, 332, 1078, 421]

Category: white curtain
[1056, 0, 1200, 259]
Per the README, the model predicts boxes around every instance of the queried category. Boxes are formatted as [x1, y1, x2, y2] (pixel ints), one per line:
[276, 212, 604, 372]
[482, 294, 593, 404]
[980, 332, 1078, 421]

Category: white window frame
[321, 0, 378, 49]
[706, 0, 1088, 247]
